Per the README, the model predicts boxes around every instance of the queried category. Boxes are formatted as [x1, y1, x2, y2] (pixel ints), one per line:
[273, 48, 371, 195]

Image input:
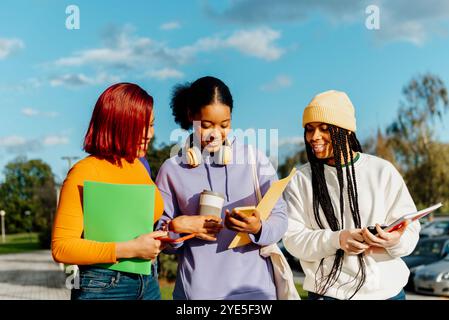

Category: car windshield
[423, 221, 449, 229]
[433, 222, 449, 229]
[410, 239, 445, 257]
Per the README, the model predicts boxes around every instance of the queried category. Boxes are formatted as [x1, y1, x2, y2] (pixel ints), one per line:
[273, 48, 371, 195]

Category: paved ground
[0, 251, 447, 300]
[292, 270, 448, 300]
[0, 250, 70, 300]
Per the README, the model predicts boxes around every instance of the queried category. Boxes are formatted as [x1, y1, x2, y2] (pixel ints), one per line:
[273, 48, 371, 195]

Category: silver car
[420, 219, 449, 238]
[414, 253, 449, 296]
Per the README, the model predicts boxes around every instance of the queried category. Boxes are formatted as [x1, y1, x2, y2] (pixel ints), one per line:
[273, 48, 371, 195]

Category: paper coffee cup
[199, 190, 225, 217]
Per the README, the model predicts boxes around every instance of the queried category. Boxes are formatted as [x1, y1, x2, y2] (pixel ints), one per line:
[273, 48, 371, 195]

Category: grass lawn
[0, 233, 40, 255]
[159, 280, 309, 300]
[295, 283, 309, 299]
[160, 280, 175, 300]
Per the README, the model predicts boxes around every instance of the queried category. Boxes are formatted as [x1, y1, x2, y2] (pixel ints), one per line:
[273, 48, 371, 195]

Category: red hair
[84, 83, 153, 163]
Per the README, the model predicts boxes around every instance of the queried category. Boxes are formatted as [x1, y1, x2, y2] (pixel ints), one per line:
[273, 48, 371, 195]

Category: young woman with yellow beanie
[282, 90, 421, 300]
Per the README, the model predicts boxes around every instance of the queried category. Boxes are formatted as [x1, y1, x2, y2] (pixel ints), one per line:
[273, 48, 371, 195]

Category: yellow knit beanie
[302, 90, 356, 132]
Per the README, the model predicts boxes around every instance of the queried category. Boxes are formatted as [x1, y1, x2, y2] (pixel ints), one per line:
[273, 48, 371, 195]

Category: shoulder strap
[139, 157, 152, 179]
[248, 145, 262, 204]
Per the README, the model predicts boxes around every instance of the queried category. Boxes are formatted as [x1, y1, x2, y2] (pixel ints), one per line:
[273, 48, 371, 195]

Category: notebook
[83, 181, 155, 275]
[228, 168, 297, 249]
[369, 202, 443, 236]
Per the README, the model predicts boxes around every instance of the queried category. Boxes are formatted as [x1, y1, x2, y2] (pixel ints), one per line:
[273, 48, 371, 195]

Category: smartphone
[232, 206, 256, 218]
[367, 225, 388, 236]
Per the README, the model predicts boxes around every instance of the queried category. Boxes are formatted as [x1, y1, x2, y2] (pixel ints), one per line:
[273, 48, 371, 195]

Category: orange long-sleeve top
[51, 156, 164, 265]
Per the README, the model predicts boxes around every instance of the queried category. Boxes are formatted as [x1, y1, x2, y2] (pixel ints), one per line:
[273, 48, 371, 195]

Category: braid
[329, 126, 345, 229]
[306, 125, 366, 299]
[306, 129, 343, 295]
[305, 133, 339, 231]
[350, 133, 363, 152]
[341, 132, 358, 226]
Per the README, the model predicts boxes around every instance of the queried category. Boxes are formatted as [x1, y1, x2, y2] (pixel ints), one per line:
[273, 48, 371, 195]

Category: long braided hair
[305, 124, 365, 299]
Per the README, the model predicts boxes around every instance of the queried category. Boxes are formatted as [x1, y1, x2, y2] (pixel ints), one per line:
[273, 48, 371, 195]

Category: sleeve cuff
[248, 220, 266, 245]
[330, 230, 342, 250]
[385, 238, 406, 258]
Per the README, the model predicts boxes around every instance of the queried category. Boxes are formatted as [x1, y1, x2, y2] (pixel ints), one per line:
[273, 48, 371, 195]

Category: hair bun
[170, 83, 192, 130]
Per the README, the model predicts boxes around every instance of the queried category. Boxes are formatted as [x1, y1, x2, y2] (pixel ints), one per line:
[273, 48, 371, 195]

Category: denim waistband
[78, 261, 158, 278]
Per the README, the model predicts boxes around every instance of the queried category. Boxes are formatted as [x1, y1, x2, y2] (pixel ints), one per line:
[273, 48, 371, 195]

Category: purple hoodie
[155, 138, 287, 300]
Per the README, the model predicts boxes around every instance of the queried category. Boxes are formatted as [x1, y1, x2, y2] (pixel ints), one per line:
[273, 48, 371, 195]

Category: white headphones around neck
[184, 134, 232, 168]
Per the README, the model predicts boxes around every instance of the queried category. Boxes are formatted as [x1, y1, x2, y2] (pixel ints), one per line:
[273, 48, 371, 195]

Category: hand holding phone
[362, 222, 409, 249]
[225, 206, 262, 235]
[231, 206, 256, 219]
[366, 225, 388, 236]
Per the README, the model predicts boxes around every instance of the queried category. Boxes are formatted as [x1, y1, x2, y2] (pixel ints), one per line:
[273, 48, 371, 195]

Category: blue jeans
[71, 263, 161, 300]
[308, 289, 406, 300]
[387, 289, 406, 300]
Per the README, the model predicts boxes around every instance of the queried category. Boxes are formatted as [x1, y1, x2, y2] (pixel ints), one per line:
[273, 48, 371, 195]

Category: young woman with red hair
[52, 83, 168, 300]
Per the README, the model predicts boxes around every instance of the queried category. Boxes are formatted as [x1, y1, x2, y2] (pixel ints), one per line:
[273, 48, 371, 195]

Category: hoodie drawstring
[204, 160, 230, 202]
[205, 162, 213, 192]
[224, 165, 230, 202]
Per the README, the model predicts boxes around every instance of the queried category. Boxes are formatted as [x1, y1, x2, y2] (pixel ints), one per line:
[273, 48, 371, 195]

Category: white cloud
[205, 0, 449, 45]
[21, 108, 59, 118]
[226, 28, 284, 60]
[261, 75, 292, 91]
[0, 78, 43, 92]
[53, 26, 285, 69]
[50, 74, 91, 87]
[0, 38, 25, 59]
[49, 72, 120, 88]
[0, 135, 39, 154]
[147, 68, 184, 80]
[371, 0, 449, 45]
[0, 134, 69, 154]
[53, 27, 175, 68]
[55, 48, 132, 67]
[43, 135, 69, 146]
[21, 108, 39, 117]
[205, 0, 363, 24]
[177, 27, 284, 62]
[0, 135, 27, 147]
[160, 21, 181, 30]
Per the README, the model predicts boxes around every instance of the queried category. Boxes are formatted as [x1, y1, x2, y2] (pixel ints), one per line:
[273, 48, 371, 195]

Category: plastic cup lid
[201, 190, 225, 199]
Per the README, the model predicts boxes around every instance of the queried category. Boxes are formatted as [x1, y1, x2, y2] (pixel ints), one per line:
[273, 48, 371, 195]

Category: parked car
[414, 252, 449, 297]
[420, 219, 449, 238]
[402, 236, 449, 291]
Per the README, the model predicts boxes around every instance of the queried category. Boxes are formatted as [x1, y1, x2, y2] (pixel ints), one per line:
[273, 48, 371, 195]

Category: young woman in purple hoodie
[155, 76, 288, 300]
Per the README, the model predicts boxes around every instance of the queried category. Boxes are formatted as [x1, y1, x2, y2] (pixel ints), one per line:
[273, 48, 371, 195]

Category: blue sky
[1, 0, 449, 181]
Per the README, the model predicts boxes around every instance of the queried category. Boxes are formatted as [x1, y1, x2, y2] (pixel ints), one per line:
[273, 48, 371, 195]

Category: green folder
[83, 181, 155, 275]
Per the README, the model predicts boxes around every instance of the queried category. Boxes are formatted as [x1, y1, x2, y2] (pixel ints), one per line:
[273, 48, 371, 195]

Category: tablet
[372, 203, 443, 236]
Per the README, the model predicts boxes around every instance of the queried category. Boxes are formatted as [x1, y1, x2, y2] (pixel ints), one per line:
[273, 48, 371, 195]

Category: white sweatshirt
[283, 153, 421, 300]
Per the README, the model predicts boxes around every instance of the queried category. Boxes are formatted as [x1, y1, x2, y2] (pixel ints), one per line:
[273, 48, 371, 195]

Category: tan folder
[228, 168, 297, 249]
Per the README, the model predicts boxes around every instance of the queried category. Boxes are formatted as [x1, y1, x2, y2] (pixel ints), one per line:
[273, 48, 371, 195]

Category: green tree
[404, 143, 449, 213]
[145, 136, 178, 281]
[145, 137, 175, 180]
[0, 157, 57, 246]
[158, 252, 178, 282]
[278, 148, 308, 178]
[386, 73, 449, 216]
[362, 128, 397, 166]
